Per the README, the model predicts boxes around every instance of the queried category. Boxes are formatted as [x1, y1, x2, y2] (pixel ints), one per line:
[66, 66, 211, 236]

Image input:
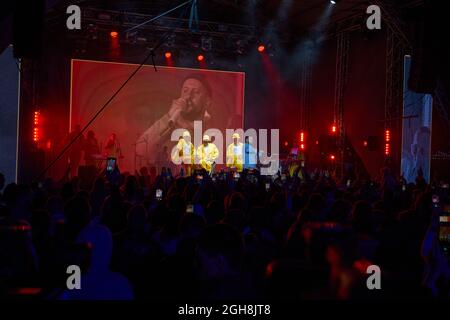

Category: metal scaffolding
[371, 0, 411, 48]
[384, 29, 408, 170]
[60, 7, 261, 56]
[373, 0, 412, 166]
[300, 53, 312, 131]
[333, 32, 350, 180]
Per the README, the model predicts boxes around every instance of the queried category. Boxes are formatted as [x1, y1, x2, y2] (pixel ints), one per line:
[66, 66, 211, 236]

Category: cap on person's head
[232, 133, 240, 139]
[203, 134, 211, 142]
[183, 131, 191, 138]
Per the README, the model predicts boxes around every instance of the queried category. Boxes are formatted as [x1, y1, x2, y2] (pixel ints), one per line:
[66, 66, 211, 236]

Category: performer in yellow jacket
[226, 133, 244, 172]
[171, 131, 195, 176]
[196, 134, 219, 174]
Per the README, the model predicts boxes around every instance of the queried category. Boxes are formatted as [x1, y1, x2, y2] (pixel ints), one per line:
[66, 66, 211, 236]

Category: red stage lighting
[10, 287, 42, 296]
[34, 112, 39, 125]
[385, 129, 390, 142]
[284, 141, 289, 147]
[33, 129, 38, 142]
[33, 111, 40, 142]
[110, 31, 118, 38]
[299, 131, 305, 150]
[330, 154, 335, 160]
[257, 45, 265, 52]
[384, 129, 391, 156]
[331, 125, 337, 134]
[197, 54, 204, 62]
[165, 52, 172, 58]
[363, 140, 368, 147]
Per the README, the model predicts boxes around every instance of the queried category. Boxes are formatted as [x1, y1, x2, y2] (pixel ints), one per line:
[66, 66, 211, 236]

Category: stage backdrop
[0, 46, 19, 185]
[71, 59, 245, 173]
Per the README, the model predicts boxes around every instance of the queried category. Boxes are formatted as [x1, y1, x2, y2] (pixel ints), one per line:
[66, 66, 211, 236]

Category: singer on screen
[136, 74, 212, 165]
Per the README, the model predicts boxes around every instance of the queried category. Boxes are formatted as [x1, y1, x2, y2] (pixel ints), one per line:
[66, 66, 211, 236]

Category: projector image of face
[135, 73, 213, 164]
[2, 0, 450, 316]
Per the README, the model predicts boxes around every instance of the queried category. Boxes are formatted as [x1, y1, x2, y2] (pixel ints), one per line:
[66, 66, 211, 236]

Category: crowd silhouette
[0, 166, 448, 300]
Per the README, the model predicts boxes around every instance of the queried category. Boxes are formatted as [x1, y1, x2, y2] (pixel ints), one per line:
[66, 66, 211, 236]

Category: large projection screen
[401, 55, 433, 183]
[0, 45, 20, 185]
[70, 59, 245, 173]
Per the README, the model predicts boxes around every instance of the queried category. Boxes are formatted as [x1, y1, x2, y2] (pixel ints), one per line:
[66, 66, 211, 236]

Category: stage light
[197, 54, 204, 62]
[315, 140, 319, 145]
[165, 52, 172, 58]
[330, 0, 336, 4]
[385, 129, 390, 142]
[384, 129, 391, 156]
[330, 154, 335, 160]
[363, 140, 368, 147]
[33, 128, 39, 142]
[284, 141, 289, 147]
[331, 125, 337, 134]
[34, 111, 39, 125]
[299, 131, 305, 150]
[33, 111, 40, 142]
[258, 45, 265, 52]
[110, 31, 118, 38]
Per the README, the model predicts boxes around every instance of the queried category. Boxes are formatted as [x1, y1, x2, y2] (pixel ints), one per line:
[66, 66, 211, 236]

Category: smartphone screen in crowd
[106, 157, 116, 172]
[432, 195, 440, 205]
[156, 189, 163, 200]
